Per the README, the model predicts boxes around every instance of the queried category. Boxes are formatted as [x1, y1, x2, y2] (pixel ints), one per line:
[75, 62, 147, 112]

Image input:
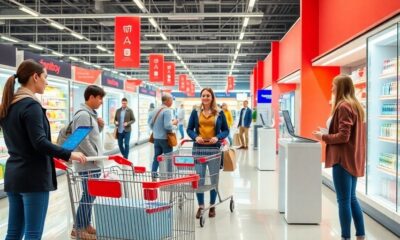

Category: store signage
[185, 79, 191, 95]
[124, 79, 141, 92]
[189, 82, 195, 96]
[227, 76, 235, 91]
[0, 44, 16, 67]
[24, 51, 71, 79]
[178, 74, 187, 92]
[172, 92, 237, 98]
[257, 89, 272, 103]
[149, 54, 164, 82]
[163, 62, 175, 86]
[114, 16, 140, 68]
[101, 72, 124, 90]
[73, 66, 101, 84]
[139, 85, 156, 96]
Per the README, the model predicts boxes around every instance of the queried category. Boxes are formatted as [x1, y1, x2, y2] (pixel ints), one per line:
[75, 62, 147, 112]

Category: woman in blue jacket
[0, 59, 86, 240]
[187, 88, 229, 219]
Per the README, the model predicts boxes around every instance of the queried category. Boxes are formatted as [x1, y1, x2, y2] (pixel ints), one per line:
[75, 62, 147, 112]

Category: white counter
[257, 128, 277, 170]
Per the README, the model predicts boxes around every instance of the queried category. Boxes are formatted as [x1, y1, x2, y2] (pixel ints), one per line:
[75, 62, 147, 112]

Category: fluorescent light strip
[173, 50, 178, 56]
[103, 67, 111, 71]
[167, 43, 174, 50]
[236, 43, 241, 50]
[83, 61, 92, 66]
[160, 33, 167, 40]
[69, 56, 79, 61]
[50, 22, 65, 30]
[243, 18, 249, 27]
[1, 36, 18, 43]
[239, 32, 244, 40]
[28, 44, 44, 51]
[71, 32, 84, 40]
[52, 51, 64, 57]
[19, 7, 39, 17]
[93, 64, 101, 69]
[321, 44, 366, 66]
[133, 0, 146, 12]
[149, 18, 158, 28]
[248, 0, 256, 10]
[96, 45, 107, 51]
[111, 70, 118, 74]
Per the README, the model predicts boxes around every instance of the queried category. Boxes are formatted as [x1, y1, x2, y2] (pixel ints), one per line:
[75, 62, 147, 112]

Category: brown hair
[84, 85, 106, 101]
[0, 59, 44, 119]
[331, 75, 365, 122]
[200, 88, 218, 115]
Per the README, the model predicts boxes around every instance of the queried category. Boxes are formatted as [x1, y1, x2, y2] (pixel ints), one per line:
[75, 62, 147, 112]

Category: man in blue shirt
[237, 100, 252, 149]
[114, 98, 135, 159]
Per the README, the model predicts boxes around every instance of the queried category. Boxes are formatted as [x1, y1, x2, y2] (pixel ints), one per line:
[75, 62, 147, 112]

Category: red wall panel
[263, 54, 273, 88]
[278, 19, 302, 80]
[318, 0, 400, 56]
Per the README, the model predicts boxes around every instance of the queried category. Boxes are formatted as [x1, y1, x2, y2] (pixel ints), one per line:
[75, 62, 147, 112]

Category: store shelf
[379, 115, 397, 120]
[379, 73, 398, 80]
[380, 95, 397, 101]
[353, 80, 366, 87]
[378, 137, 397, 143]
[377, 165, 397, 177]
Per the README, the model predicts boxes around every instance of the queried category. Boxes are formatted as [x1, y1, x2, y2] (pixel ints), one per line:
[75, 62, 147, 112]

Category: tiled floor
[0, 143, 399, 240]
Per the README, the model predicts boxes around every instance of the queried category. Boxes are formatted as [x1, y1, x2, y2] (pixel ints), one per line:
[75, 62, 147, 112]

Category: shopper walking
[0, 59, 86, 240]
[237, 100, 252, 149]
[148, 93, 178, 174]
[313, 75, 366, 240]
[221, 103, 234, 144]
[70, 85, 106, 240]
[114, 97, 136, 159]
[177, 103, 186, 139]
[187, 88, 229, 218]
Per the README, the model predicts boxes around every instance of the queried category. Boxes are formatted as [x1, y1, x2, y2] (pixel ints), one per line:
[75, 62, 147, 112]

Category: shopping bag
[233, 133, 241, 146]
[223, 148, 236, 172]
[113, 128, 118, 139]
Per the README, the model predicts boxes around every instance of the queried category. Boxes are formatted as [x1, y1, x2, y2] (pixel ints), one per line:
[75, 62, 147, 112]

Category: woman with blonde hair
[187, 88, 229, 219]
[313, 75, 365, 240]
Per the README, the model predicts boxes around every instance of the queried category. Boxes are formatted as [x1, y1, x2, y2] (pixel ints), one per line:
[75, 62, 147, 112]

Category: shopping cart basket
[157, 140, 235, 227]
[54, 155, 199, 240]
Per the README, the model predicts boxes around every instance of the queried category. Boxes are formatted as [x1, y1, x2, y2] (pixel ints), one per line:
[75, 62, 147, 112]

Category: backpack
[56, 109, 93, 146]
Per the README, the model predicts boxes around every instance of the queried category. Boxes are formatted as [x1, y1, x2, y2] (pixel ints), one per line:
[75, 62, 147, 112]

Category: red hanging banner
[185, 79, 192, 95]
[189, 82, 195, 97]
[163, 62, 175, 86]
[178, 74, 187, 92]
[149, 54, 164, 82]
[227, 76, 235, 91]
[114, 17, 141, 68]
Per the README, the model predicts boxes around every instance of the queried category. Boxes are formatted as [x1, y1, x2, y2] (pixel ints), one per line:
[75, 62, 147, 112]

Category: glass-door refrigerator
[367, 23, 399, 212]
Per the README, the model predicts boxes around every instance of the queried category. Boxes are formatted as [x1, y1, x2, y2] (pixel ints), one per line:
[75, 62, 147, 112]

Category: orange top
[322, 102, 366, 177]
[199, 112, 216, 139]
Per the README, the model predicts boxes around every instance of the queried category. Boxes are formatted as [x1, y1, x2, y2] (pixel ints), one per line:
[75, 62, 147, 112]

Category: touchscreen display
[62, 126, 93, 151]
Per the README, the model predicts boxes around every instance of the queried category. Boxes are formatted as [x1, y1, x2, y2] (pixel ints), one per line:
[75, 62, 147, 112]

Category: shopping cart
[54, 155, 199, 240]
[157, 140, 235, 227]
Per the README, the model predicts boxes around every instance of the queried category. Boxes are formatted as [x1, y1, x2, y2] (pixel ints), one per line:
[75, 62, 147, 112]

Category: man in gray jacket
[114, 97, 135, 159]
[70, 85, 105, 240]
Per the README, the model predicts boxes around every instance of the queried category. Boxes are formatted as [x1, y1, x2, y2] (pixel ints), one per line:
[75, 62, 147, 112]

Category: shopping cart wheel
[200, 216, 205, 227]
[230, 198, 235, 212]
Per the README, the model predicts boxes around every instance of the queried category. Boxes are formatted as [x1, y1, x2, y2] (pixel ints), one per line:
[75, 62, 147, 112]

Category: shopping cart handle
[87, 156, 108, 162]
[142, 174, 200, 189]
[53, 158, 68, 171]
[108, 155, 134, 167]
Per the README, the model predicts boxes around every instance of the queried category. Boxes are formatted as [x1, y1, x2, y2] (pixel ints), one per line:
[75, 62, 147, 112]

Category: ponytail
[0, 75, 17, 119]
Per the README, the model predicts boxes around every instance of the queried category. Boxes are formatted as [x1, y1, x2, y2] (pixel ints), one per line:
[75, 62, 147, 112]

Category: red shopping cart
[54, 155, 199, 240]
[157, 140, 235, 227]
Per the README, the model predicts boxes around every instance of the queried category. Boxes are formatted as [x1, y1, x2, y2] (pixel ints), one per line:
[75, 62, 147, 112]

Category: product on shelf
[381, 103, 397, 115]
[0, 163, 5, 180]
[381, 58, 397, 76]
[381, 81, 397, 96]
[379, 123, 398, 139]
[378, 153, 396, 170]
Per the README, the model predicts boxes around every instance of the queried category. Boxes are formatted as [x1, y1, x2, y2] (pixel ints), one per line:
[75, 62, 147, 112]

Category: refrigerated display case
[367, 23, 399, 211]
[102, 88, 124, 151]
[138, 95, 156, 141]
[124, 92, 139, 144]
[279, 92, 295, 138]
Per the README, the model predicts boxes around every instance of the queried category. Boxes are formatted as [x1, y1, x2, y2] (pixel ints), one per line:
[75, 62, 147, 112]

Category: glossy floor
[0, 143, 398, 240]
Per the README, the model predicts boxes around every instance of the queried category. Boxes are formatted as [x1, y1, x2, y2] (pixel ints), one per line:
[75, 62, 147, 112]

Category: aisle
[0, 143, 398, 240]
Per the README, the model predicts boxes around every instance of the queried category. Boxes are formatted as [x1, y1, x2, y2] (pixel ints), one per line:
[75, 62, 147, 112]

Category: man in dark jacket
[237, 100, 252, 149]
[114, 98, 135, 159]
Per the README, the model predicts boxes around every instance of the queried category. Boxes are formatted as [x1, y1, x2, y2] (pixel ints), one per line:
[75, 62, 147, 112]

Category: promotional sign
[0, 44, 16, 67]
[101, 72, 124, 90]
[149, 54, 164, 82]
[114, 16, 140, 68]
[257, 89, 273, 127]
[185, 79, 191, 95]
[73, 66, 101, 84]
[24, 51, 71, 79]
[124, 79, 142, 92]
[139, 85, 156, 96]
[257, 89, 272, 103]
[227, 76, 235, 91]
[178, 74, 187, 92]
[163, 62, 175, 86]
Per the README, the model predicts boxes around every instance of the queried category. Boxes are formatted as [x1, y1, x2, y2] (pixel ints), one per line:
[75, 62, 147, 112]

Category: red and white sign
[73, 66, 101, 84]
[188, 81, 195, 96]
[163, 62, 175, 86]
[125, 79, 142, 92]
[185, 79, 191, 95]
[114, 17, 140, 68]
[149, 54, 164, 82]
[178, 74, 187, 92]
[227, 76, 235, 91]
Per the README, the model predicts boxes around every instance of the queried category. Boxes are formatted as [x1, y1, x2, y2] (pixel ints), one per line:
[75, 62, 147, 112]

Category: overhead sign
[139, 85, 156, 96]
[163, 62, 175, 86]
[0, 44, 16, 67]
[114, 16, 140, 68]
[149, 54, 164, 82]
[24, 51, 71, 79]
[101, 72, 124, 90]
[124, 79, 141, 92]
[73, 66, 101, 84]
[257, 89, 272, 103]
[227, 76, 235, 91]
[178, 74, 187, 92]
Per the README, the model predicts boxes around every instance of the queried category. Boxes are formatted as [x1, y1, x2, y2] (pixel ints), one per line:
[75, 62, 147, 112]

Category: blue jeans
[332, 164, 365, 238]
[178, 124, 185, 139]
[6, 191, 49, 240]
[76, 170, 101, 230]
[152, 139, 173, 173]
[117, 131, 131, 159]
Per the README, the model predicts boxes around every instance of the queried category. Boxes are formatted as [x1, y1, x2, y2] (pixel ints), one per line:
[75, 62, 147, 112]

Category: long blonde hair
[331, 75, 365, 121]
[200, 88, 218, 115]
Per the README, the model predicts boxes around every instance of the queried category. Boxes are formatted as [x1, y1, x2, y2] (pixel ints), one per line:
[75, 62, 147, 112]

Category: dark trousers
[152, 139, 173, 173]
[117, 131, 131, 159]
[332, 164, 365, 238]
[6, 191, 49, 240]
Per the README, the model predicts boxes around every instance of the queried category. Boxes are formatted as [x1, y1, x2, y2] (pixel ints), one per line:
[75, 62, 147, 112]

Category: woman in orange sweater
[313, 75, 365, 240]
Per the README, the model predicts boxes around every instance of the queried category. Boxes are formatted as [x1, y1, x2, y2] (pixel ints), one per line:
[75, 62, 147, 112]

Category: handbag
[149, 107, 166, 144]
[113, 128, 118, 140]
[167, 132, 177, 147]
